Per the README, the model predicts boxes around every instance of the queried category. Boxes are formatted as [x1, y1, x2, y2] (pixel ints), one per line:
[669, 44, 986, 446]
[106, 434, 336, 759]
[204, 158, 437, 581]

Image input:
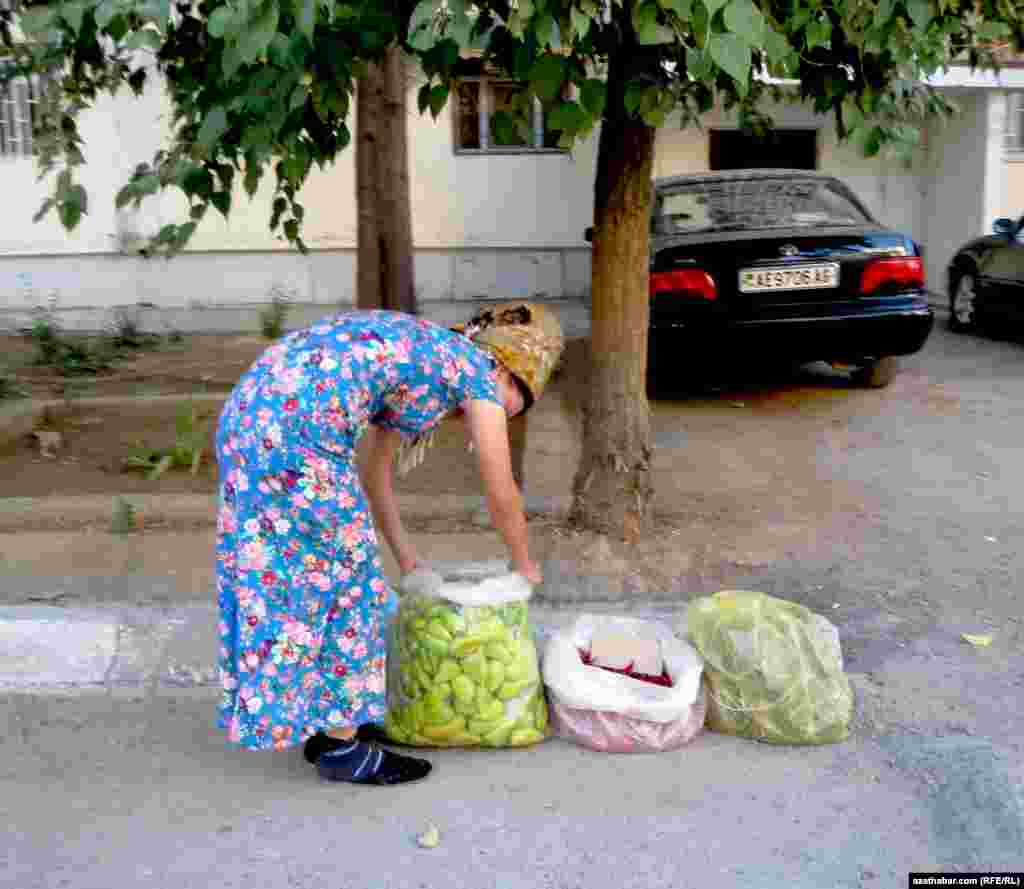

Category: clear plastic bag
[685, 590, 854, 745]
[384, 562, 548, 748]
[542, 615, 706, 753]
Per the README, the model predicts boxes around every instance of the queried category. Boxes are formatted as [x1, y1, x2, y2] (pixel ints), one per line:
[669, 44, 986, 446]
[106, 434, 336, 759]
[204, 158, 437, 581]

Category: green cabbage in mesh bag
[384, 594, 547, 748]
[686, 590, 853, 745]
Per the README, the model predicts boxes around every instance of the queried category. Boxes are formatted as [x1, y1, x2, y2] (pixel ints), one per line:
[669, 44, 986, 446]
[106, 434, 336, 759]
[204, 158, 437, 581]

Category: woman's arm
[463, 400, 542, 585]
[358, 425, 420, 575]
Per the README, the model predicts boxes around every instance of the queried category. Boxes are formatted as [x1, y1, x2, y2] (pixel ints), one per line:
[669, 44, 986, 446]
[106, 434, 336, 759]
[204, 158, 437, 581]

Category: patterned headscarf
[395, 302, 564, 476]
[452, 302, 564, 409]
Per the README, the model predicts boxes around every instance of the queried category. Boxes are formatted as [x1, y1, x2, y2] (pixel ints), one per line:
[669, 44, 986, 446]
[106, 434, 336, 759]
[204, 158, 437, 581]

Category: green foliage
[4, 0, 1021, 248]
[109, 310, 162, 350]
[0, 370, 26, 401]
[110, 497, 138, 535]
[22, 315, 115, 376]
[258, 289, 291, 339]
[125, 400, 210, 480]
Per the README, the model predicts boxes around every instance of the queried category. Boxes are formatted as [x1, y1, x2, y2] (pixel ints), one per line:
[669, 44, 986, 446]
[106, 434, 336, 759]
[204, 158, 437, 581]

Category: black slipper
[315, 741, 433, 785]
[303, 726, 397, 764]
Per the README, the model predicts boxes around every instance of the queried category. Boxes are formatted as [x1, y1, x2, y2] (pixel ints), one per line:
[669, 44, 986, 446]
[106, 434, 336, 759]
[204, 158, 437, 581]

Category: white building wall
[919, 90, 998, 298]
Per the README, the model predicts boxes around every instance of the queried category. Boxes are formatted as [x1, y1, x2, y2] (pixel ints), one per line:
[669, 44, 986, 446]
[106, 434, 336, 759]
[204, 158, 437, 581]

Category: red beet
[578, 648, 673, 688]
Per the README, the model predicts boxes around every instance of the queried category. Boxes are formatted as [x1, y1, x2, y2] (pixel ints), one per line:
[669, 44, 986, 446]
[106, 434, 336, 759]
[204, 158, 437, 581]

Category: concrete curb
[0, 600, 686, 691]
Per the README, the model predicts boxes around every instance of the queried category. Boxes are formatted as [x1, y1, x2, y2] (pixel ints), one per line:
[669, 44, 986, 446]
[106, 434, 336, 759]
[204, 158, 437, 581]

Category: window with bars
[453, 77, 568, 154]
[0, 64, 48, 159]
[1006, 92, 1024, 155]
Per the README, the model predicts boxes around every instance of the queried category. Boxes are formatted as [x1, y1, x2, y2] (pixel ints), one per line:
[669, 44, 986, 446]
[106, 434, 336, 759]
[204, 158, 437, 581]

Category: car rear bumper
[650, 304, 935, 364]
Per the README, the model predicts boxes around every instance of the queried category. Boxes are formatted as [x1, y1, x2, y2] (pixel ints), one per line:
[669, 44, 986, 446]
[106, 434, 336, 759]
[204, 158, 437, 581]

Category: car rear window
[652, 177, 872, 235]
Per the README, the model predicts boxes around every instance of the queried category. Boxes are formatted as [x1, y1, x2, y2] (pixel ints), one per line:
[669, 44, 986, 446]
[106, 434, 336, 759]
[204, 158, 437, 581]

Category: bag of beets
[542, 615, 706, 753]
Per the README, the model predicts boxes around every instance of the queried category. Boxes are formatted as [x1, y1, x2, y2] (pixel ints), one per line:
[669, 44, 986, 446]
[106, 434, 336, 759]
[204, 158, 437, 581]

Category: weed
[126, 400, 210, 480]
[0, 371, 26, 400]
[23, 313, 113, 376]
[27, 315, 62, 366]
[108, 310, 162, 351]
[259, 290, 290, 340]
[110, 497, 137, 535]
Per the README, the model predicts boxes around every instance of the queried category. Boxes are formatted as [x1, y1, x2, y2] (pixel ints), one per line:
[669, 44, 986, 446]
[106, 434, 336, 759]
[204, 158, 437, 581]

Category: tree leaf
[723, 0, 766, 47]
[222, 44, 246, 79]
[428, 84, 449, 118]
[580, 78, 606, 116]
[60, 2, 87, 35]
[876, 0, 895, 22]
[95, 0, 121, 29]
[490, 110, 517, 145]
[533, 14, 557, 47]
[528, 54, 565, 102]
[632, 2, 674, 44]
[299, 0, 318, 40]
[570, 7, 592, 40]
[239, 3, 280, 63]
[841, 95, 865, 133]
[125, 29, 162, 52]
[59, 185, 88, 231]
[761, 27, 790, 65]
[806, 17, 831, 49]
[657, 0, 692, 19]
[623, 80, 647, 115]
[861, 125, 883, 157]
[17, 7, 56, 37]
[700, 0, 729, 21]
[209, 191, 231, 219]
[686, 45, 713, 80]
[976, 21, 1011, 41]
[197, 107, 229, 152]
[905, 0, 930, 28]
[708, 32, 751, 87]
[207, 6, 234, 39]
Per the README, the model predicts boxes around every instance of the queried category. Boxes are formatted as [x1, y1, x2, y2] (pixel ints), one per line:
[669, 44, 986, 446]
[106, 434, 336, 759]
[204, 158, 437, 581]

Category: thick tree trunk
[355, 46, 415, 313]
[569, 40, 657, 542]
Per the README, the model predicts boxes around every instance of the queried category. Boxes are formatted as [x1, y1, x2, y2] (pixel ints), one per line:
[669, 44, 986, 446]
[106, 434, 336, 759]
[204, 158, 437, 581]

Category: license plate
[738, 263, 840, 293]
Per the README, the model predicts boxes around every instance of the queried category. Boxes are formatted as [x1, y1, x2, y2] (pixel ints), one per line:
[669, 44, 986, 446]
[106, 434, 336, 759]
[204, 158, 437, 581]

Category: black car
[947, 214, 1024, 332]
[587, 169, 935, 389]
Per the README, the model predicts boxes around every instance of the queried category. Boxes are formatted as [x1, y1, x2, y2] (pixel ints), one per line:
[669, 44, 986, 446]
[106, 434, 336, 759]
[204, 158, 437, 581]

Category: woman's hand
[515, 559, 543, 586]
[398, 554, 422, 577]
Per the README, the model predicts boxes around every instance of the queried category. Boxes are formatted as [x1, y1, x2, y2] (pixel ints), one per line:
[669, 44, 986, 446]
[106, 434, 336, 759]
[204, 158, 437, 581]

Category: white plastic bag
[384, 561, 548, 748]
[543, 615, 707, 753]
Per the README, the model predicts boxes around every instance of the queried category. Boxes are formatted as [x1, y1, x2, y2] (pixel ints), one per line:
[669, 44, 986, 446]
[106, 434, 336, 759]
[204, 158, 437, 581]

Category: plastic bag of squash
[384, 562, 548, 748]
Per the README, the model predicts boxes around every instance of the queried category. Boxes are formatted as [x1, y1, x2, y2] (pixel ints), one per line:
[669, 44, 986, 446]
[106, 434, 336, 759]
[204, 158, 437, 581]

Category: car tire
[949, 269, 979, 333]
[852, 356, 899, 389]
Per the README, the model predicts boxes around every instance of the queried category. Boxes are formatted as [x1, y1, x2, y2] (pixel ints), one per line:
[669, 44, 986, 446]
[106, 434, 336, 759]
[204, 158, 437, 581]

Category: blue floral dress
[215, 310, 501, 751]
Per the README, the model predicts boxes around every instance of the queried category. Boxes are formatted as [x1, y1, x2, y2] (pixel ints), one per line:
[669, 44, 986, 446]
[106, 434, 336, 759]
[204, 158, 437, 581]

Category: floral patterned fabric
[215, 310, 501, 751]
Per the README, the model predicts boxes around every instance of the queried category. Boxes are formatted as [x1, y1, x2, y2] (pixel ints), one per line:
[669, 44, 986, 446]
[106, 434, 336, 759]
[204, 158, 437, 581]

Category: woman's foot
[302, 726, 391, 764]
[314, 740, 432, 785]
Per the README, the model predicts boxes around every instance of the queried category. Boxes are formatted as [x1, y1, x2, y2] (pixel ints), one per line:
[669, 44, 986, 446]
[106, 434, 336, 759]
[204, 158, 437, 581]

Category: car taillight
[860, 257, 924, 295]
[649, 269, 717, 301]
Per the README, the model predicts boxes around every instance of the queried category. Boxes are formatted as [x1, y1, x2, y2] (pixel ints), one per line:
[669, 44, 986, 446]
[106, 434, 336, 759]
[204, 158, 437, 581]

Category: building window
[453, 76, 567, 154]
[1006, 92, 1024, 155]
[0, 63, 49, 159]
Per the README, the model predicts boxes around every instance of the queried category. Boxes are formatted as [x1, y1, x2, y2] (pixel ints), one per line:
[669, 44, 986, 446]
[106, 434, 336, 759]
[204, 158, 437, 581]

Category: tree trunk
[569, 39, 657, 542]
[356, 46, 415, 313]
